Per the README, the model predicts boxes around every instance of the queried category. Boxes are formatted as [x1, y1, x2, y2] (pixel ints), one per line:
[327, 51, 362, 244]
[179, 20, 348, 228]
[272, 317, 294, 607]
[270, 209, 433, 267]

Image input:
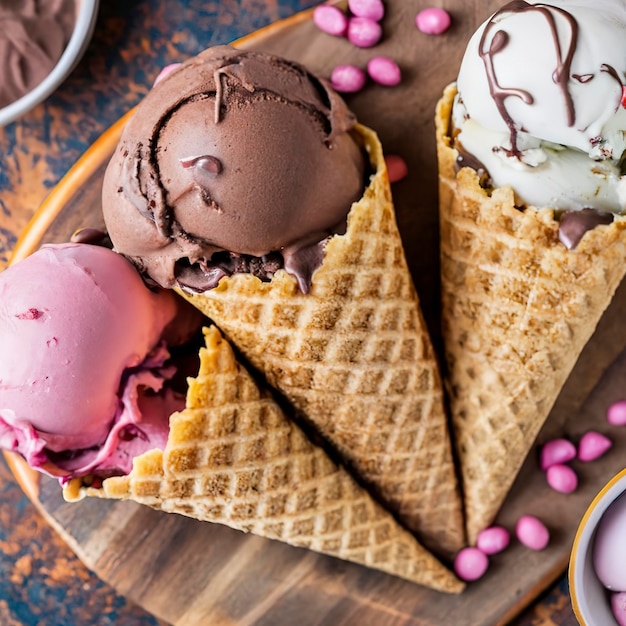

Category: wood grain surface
[6, 1, 625, 625]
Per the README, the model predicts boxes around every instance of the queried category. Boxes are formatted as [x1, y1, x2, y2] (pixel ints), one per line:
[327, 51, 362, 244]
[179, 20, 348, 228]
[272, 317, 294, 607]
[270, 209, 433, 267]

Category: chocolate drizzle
[479, 1, 579, 155]
[455, 148, 491, 187]
[70, 228, 112, 248]
[174, 251, 283, 293]
[173, 239, 332, 295]
[558, 208, 614, 249]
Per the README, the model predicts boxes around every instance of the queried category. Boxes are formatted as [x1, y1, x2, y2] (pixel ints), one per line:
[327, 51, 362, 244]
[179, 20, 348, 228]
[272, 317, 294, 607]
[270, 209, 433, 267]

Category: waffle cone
[436, 83, 626, 542]
[65, 326, 463, 593]
[179, 125, 465, 557]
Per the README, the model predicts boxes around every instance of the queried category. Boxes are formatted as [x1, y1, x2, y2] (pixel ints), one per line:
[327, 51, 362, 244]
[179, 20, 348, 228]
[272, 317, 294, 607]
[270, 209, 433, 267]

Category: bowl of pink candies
[570, 466, 626, 625]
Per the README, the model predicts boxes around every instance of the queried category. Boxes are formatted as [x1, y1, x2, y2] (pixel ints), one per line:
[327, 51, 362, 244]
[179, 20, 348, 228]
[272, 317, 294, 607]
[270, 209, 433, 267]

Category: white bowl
[570, 468, 626, 625]
[0, 0, 100, 127]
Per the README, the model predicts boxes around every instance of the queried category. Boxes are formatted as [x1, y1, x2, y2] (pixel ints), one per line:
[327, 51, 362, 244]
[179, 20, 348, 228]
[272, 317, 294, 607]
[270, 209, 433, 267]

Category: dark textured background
[0, 1, 576, 624]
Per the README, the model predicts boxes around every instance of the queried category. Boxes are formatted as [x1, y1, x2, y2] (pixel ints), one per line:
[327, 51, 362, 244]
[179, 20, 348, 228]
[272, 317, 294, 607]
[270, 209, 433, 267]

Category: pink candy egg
[608, 401, 626, 426]
[348, 0, 385, 21]
[347, 16, 383, 48]
[476, 526, 510, 555]
[546, 463, 578, 493]
[516, 515, 550, 551]
[384, 154, 408, 183]
[153, 63, 182, 86]
[367, 56, 401, 86]
[578, 431, 612, 462]
[611, 592, 626, 626]
[330, 65, 367, 93]
[313, 5, 349, 37]
[454, 547, 489, 581]
[540, 438, 576, 470]
[593, 492, 626, 591]
[416, 7, 452, 35]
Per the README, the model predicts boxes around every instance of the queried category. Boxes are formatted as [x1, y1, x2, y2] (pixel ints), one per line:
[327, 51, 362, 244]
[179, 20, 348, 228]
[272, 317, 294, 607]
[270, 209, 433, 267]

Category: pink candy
[314, 0, 404, 94]
[313, 5, 349, 37]
[347, 16, 383, 48]
[384, 154, 408, 183]
[330, 65, 367, 93]
[540, 430, 612, 471]
[416, 7, 452, 35]
[314, 1, 385, 43]
[608, 401, 626, 426]
[539, 430, 612, 494]
[612, 592, 626, 626]
[476, 526, 510, 555]
[578, 431, 612, 462]
[457, 517, 554, 582]
[516, 515, 550, 551]
[348, 0, 385, 21]
[330, 55, 401, 93]
[153, 63, 182, 86]
[540, 438, 576, 471]
[546, 463, 578, 493]
[367, 56, 401, 86]
[454, 547, 489, 581]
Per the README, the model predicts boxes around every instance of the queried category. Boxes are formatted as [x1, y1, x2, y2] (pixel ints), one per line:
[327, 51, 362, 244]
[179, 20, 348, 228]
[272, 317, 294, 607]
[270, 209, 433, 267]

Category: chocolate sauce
[175, 251, 283, 293]
[174, 236, 334, 295]
[558, 208, 614, 249]
[479, 1, 579, 155]
[70, 228, 112, 248]
[455, 148, 491, 187]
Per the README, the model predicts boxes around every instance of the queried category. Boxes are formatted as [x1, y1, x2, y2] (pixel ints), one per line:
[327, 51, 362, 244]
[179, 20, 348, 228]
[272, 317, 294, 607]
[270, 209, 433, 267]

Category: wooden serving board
[8, 2, 626, 624]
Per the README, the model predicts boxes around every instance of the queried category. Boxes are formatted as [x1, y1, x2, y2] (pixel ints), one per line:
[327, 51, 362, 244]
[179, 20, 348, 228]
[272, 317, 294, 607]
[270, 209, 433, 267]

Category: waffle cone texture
[65, 326, 463, 593]
[180, 125, 465, 558]
[436, 83, 626, 542]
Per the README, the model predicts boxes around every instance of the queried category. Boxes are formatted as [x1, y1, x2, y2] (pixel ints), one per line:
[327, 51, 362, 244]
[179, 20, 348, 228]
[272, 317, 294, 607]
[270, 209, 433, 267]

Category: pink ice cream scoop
[0, 243, 201, 482]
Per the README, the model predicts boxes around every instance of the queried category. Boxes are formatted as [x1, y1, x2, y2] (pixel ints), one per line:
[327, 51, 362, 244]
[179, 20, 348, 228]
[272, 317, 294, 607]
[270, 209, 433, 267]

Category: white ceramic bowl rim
[570, 468, 626, 626]
[0, 0, 100, 127]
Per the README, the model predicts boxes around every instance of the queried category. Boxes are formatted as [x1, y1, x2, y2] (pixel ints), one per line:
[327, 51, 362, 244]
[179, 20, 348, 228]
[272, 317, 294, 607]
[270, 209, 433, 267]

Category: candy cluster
[313, 3, 452, 186]
[313, 1, 386, 49]
[455, 398, 626, 583]
[313, 2, 451, 93]
[540, 431, 612, 494]
[454, 515, 550, 581]
[539, 398, 626, 496]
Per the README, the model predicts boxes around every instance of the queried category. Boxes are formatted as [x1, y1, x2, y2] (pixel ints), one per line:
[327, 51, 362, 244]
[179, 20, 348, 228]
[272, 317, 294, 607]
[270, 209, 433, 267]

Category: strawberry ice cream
[0, 243, 202, 482]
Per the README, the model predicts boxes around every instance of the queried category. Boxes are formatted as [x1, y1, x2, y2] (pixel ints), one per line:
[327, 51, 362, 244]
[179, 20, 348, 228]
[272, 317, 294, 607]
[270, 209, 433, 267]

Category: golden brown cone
[64, 326, 463, 593]
[436, 83, 626, 542]
[178, 125, 465, 558]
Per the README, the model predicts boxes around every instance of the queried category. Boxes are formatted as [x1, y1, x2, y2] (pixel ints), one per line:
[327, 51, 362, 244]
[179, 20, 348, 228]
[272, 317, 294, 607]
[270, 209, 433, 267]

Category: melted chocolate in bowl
[0, 0, 79, 109]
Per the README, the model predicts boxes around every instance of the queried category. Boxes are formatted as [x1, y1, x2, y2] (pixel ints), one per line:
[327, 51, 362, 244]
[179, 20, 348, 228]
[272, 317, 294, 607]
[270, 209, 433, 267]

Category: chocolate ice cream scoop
[102, 45, 366, 294]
